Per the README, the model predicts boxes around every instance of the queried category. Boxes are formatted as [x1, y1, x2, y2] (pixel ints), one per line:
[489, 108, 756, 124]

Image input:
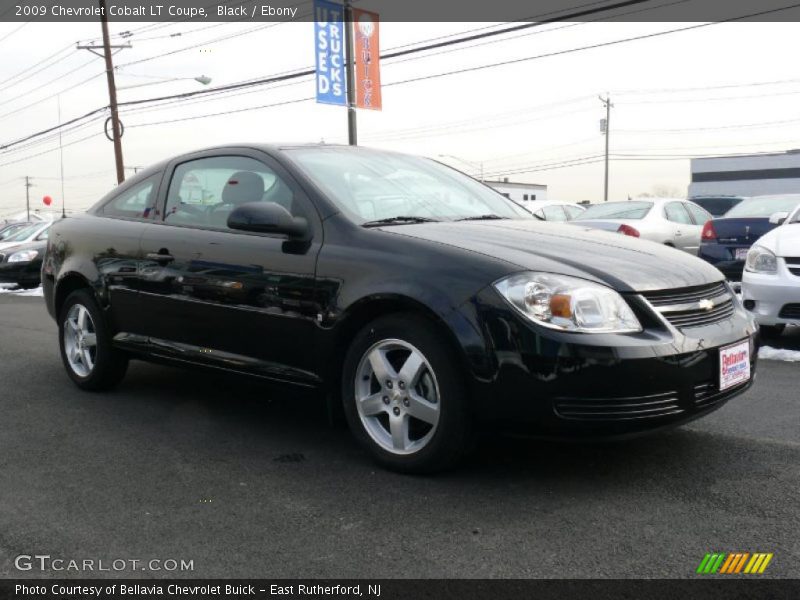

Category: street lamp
[117, 75, 213, 91]
[438, 154, 485, 181]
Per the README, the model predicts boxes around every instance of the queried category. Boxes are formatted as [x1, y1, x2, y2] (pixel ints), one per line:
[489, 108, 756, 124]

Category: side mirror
[768, 211, 789, 225]
[228, 202, 308, 239]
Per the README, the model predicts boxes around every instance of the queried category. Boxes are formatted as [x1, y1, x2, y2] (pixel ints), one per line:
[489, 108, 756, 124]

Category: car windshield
[0, 224, 28, 240]
[285, 147, 532, 223]
[3, 224, 40, 242]
[725, 195, 800, 218]
[691, 197, 742, 217]
[574, 201, 653, 220]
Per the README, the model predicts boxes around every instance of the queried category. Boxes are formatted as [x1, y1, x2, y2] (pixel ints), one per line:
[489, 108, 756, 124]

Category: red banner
[353, 8, 382, 111]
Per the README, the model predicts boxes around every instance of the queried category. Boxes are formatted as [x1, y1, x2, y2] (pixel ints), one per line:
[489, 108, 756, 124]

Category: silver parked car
[522, 199, 585, 221]
[573, 198, 712, 255]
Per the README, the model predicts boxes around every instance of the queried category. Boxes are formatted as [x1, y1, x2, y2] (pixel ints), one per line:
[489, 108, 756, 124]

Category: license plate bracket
[719, 339, 751, 391]
[735, 248, 749, 261]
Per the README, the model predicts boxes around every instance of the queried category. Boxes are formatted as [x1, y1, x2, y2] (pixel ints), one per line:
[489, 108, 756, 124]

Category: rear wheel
[759, 324, 785, 340]
[342, 313, 471, 473]
[58, 289, 128, 391]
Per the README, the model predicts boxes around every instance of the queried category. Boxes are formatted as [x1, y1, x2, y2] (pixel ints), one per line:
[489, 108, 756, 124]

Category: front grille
[779, 303, 800, 319]
[785, 258, 800, 277]
[554, 391, 684, 421]
[694, 380, 750, 409]
[641, 282, 734, 329]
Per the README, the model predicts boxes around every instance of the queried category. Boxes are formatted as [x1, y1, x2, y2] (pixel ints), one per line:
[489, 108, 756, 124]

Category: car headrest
[222, 171, 264, 206]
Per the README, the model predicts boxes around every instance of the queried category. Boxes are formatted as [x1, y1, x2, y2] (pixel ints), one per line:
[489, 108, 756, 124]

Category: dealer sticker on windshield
[720, 340, 751, 391]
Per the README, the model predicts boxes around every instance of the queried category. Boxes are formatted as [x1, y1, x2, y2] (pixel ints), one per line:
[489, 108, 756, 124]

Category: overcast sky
[1, 16, 800, 215]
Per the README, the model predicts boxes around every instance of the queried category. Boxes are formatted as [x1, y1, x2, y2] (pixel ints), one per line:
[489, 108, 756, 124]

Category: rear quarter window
[99, 175, 160, 221]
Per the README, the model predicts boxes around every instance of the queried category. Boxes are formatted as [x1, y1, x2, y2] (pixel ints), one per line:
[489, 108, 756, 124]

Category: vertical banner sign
[314, 0, 346, 106]
[353, 8, 382, 110]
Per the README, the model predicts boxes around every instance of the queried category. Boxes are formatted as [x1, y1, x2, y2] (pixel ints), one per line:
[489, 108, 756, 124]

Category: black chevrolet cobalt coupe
[43, 145, 757, 472]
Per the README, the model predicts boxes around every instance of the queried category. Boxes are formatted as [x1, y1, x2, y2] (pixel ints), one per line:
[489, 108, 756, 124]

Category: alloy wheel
[355, 339, 441, 455]
[63, 303, 98, 378]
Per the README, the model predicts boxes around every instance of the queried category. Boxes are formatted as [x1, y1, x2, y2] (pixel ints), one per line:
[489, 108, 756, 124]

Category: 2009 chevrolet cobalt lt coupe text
[43, 145, 757, 472]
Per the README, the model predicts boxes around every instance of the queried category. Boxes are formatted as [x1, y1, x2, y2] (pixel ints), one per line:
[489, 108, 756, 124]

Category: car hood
[383, 220, 723, 292]
[755, 223, 800, 257]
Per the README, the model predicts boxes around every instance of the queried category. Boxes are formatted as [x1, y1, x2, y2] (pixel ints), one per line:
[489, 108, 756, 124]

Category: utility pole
[24, 176, 32, 221]
[599, 94, 613, 202]
[344, 0, 357, 146]
[77, 0, 130, 185]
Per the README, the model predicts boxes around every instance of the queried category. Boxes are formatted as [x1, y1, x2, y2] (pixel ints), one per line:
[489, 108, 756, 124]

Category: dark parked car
[43, 145, 757, 472]
[0, 221, 33, 241]
[698, 194, 800, 280]
[0, 239, 47, 289]
[689, 196, 746, 217]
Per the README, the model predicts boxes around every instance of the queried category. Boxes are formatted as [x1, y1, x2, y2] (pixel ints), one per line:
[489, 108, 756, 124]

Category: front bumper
[742, 261, 800, 326]
[460, 287, 757, 438]
[0, 260, 41, 287]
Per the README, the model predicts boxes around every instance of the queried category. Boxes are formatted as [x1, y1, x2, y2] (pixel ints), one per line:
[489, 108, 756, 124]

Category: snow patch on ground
[0, 284, 43, 297]
[759, 346, 800, 362]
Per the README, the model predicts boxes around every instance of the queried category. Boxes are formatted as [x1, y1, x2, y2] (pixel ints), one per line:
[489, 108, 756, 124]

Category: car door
[663, 202, 696, 254]
[684, 202, 712, 254]
[136, 149, 324, 385]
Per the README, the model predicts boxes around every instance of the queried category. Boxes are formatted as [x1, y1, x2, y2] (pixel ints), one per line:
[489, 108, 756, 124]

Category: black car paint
[43, 144, 757, 437]
[0, 240, 46, 287]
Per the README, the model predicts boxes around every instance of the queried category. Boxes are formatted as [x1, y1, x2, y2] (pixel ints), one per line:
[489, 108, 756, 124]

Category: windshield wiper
[455, 214, 508, 221]
[362, 216, 440, 227]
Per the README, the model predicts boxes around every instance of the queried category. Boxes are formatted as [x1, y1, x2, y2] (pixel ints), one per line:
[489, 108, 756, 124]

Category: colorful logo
[697, 552, 773, 574]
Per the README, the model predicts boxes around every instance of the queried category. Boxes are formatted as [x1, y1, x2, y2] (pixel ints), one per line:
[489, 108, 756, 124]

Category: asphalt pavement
[0, 293, 798, 579]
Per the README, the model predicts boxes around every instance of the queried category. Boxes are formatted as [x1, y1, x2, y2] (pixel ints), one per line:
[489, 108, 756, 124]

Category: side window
[564, 205, 583, 220]
[686, 203, 712, 225]
[163, 156, 299, 230]
[542, 205, 567, 221]
[664, 202, 692, 225]
[101, 175, 159, 221]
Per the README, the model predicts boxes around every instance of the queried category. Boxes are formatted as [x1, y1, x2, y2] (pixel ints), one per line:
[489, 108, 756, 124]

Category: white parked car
[522, 199, 585, 221]
[573, 198, 713, 255]
[741, 204, 800, 339]
[0, 221, 51, 252]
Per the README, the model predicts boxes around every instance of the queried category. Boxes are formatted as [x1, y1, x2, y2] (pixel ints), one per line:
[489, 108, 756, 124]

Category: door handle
[675, 230, 683, 236]
[146, 252, 175, 263]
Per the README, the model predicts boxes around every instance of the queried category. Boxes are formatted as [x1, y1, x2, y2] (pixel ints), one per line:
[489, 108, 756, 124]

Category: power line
[0, 22, 29, 45]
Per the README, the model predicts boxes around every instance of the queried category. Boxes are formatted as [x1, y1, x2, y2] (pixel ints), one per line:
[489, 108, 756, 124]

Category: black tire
[341, 313, 471, 473]
[759, 324, 785, 340]
[58, 288, 128, 391]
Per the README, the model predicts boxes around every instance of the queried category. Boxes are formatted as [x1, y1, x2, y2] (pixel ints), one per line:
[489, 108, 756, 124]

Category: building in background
[689, 150, 800, 197]
[485, 179, 548, 203]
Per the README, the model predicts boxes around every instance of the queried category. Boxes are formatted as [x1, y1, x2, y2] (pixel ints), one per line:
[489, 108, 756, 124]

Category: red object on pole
[43, 195, 53, 206]
[352, 8, 382, 111]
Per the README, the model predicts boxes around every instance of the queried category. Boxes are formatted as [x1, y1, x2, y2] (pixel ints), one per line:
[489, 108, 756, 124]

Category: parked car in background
[522, 199, 585, 221]
[573, 198, 712, 255]
[689, 196, 746, 217]
[0, 221, 51, 251]
[0, 239, 47, 289]
[741, 203, 800, 339]
[42, 144, 756, 473]
[698, 194, 800, 281]
[0, 221, 33, 241]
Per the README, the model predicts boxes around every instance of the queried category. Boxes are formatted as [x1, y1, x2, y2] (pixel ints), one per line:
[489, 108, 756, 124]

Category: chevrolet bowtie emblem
[698, 299, 715, 311]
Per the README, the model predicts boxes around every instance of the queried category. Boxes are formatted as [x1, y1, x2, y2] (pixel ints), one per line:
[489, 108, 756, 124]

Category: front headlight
[493, 272, 642, 333]
[7, 250, 39, 263]
[745, 245, 777, 273]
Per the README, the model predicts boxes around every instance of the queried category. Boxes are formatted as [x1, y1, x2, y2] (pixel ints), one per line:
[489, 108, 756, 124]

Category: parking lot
[1, 290, 798, 579]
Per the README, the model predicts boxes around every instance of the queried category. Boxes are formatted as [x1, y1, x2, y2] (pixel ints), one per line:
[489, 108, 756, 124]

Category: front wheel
[58, 289, 128, 391]
[342, 313, 471, 473]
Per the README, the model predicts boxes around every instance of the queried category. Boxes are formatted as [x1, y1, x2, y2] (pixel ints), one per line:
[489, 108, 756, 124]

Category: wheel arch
[325, 295, 476, 404]
[54, 272, 95, 320]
